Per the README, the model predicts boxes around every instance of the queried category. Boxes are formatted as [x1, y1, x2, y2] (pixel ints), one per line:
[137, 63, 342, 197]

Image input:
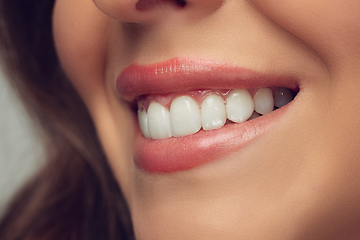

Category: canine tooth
[201, 94, 226, 130]
[138, 108, 150, 138]
[253, 88, 274, 114]
[170, 96, 201, 137]
[226, 89, 254, 123]
[147, 102, 172, 140]
[274, 87, 293, 108]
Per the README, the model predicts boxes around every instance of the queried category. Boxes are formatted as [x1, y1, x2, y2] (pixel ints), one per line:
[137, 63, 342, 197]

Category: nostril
[175, 0, 186, 7]
[136, 0, 186, 11]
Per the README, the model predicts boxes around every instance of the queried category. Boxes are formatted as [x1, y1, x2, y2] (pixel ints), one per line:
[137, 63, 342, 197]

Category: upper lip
[116, 57, 300, 102]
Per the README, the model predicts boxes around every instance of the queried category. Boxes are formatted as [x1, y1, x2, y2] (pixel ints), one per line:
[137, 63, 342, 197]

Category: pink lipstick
[116, 58, 298, 173]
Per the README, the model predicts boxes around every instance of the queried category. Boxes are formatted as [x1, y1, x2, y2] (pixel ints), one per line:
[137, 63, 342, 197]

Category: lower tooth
[253, 88, 274, 115]
[226, 89, 254, 123]
[147, 102, 172, 140]
[274, 87, 293, 108]
[170, 96, 201, 137]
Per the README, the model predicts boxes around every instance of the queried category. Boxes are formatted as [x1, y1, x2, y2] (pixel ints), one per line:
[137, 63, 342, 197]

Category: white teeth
[253, 88, 274, 115]
[138, 108, 151, 138]
[147, 102, 172, 140]
[226, 89, 254, 123]
[170, 96, 201, 137]
[274, 87, 293, 108]
[201, 94, 226, 130]
[139, 88, 294, 139]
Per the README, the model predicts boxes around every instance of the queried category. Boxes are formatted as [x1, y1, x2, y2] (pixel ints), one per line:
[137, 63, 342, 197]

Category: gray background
[0, 66, 44, 215]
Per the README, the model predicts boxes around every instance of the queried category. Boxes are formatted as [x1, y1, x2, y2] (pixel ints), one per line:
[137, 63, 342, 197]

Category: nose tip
[93, 0, 223, 23]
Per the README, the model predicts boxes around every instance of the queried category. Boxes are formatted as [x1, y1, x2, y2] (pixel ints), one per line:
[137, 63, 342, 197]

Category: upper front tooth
[170, 96, 201, 137]
[147, 102, 172, 140]
[253, 88, 274, 114]
[226, 89, 254, 123]
[138, 108, 150, 138]
[201, 94, 226, 130]
[274, 87, 293, 108]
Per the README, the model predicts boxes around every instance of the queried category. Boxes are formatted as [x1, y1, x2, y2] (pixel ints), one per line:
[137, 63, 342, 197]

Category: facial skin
[53, 0, 360, 239]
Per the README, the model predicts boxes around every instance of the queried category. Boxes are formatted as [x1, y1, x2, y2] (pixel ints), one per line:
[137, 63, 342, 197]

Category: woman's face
[53, 0, 360, 239]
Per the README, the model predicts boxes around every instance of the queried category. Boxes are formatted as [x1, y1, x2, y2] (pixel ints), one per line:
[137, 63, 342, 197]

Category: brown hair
[0, 1, 134, 239]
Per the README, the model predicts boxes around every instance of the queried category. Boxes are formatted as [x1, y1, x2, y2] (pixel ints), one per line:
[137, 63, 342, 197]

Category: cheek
[53, 0, 109, 110]
[53, 0, 134, 194]
[250, 0, 360, 68]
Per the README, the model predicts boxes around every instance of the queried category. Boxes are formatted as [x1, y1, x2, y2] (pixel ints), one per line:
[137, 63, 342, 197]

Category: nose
[93, 0, 224, 23]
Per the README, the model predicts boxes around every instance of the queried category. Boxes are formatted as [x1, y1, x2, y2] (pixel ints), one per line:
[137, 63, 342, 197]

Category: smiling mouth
[117, 58, 300, 173]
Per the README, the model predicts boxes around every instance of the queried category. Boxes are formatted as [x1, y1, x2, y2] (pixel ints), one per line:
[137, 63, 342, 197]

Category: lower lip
[133, 105, 289, 173]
